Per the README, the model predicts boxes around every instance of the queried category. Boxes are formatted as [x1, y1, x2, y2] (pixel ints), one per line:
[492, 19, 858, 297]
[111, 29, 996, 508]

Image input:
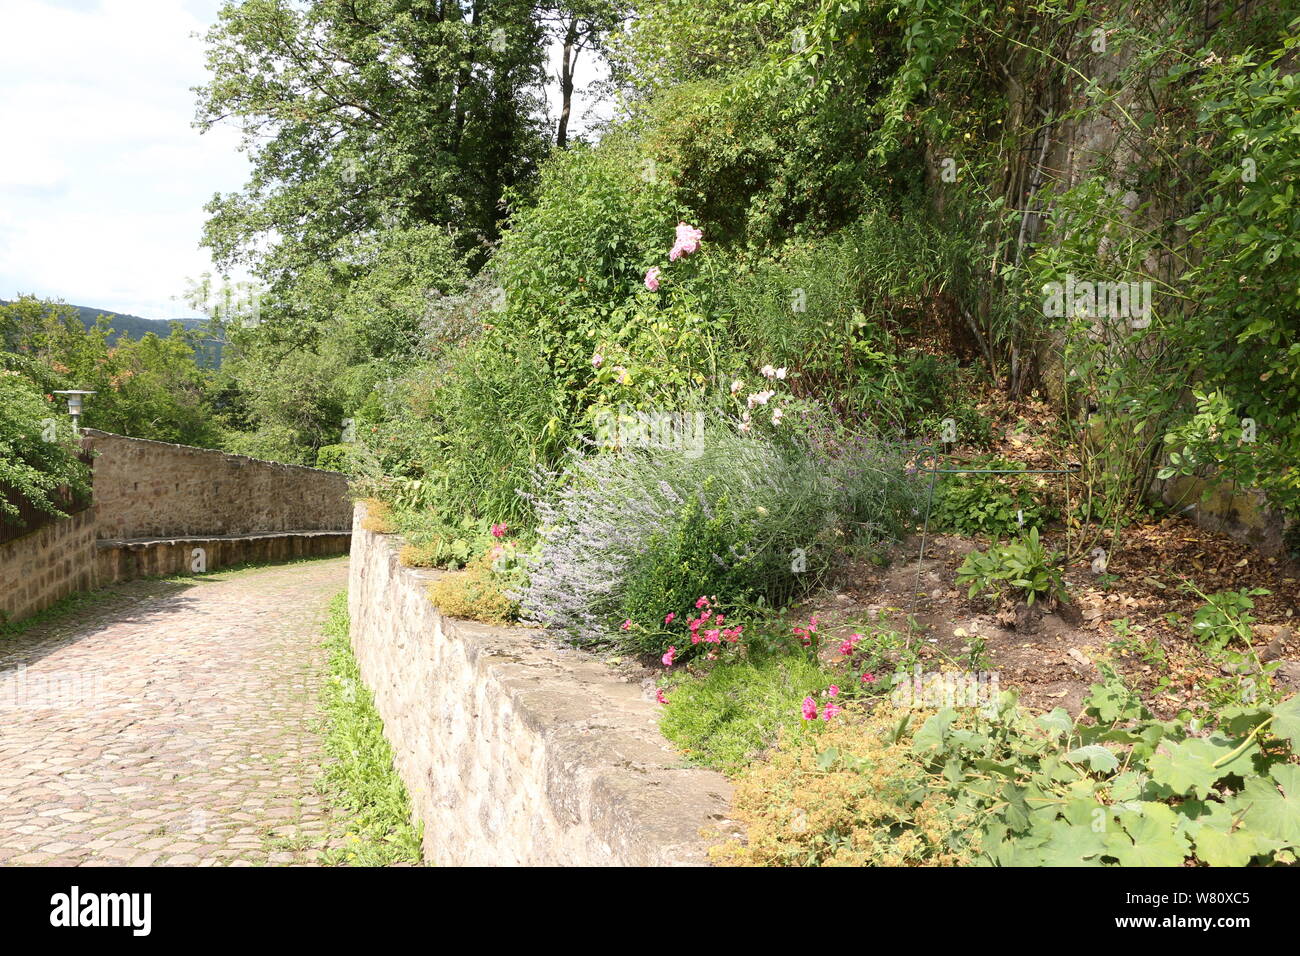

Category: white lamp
[52, 390, 96, 433]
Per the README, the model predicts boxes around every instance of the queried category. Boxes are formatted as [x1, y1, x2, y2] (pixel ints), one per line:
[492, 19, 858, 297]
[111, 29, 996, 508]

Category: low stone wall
[347, 503, 735, 865]
[1, 431, 354, 624]
[83, 430, 351, 540]
[1156, 473, 1288, 556]
[96, 531, 351, 585]
[0, 509, 97, 624]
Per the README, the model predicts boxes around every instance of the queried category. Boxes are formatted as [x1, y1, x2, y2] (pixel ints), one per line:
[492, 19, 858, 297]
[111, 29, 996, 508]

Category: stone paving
[0, 557, 350, 866]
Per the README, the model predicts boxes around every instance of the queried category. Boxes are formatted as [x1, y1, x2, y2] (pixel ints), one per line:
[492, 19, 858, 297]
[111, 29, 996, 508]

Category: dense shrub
[0, 368, 91, 523]
[715, 676, 1300, 867]
[520, 425, 919, 649]
[929, 457, 1052, 538]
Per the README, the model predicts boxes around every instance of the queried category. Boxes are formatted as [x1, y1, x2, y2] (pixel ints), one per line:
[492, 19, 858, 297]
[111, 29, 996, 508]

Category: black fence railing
[0, 451, 94, 546]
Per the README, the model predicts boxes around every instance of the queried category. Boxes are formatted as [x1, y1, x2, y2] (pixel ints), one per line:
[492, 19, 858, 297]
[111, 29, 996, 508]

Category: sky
[0, 0, 610, 321]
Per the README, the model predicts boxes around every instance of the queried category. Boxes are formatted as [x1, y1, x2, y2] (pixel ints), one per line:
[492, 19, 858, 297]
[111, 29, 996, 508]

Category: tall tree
[195, 0, 549, 305]
[538, 2, 628, 147]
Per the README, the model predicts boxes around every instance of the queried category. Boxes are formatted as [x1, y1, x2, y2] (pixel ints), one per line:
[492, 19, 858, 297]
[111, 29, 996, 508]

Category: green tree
[195, 0, 550, 301]
[0, 364, 90, 524]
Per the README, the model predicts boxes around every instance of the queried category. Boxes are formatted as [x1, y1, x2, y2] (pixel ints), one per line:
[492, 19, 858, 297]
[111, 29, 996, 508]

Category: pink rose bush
[642, 222, 703, 294]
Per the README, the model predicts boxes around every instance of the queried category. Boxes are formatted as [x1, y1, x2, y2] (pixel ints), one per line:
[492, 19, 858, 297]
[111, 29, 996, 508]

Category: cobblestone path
[0, 558, 350, 866]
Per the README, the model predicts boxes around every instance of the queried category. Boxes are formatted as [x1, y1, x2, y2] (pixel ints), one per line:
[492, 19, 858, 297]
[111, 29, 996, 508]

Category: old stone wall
[347, 502, 735, 866]
[96, 531, 351, 585]
[0, 509, 96, 624]
[83, 430, 351, 540]
[1, 432, 354, 623]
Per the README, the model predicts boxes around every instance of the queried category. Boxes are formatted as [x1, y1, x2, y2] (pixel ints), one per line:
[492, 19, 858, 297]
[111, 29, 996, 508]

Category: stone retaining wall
[0, 509, 97, 624]
[83, 429, 351, 540]
[1, 431, 353, 624]
[96, 531, 351, 585]
[347, 502, 735, 866]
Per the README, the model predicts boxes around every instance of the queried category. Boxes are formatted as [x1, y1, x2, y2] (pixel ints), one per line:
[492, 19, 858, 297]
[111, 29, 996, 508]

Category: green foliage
[659, 653, 830, 774]
[1187, 586, 1270, 656]
[196, 0, 548, 281]
[955, 527, 1066, 606]
[523, 426, 920, 647]
[904, 677, 1300, 867]
[732, 667, 1300, 866]
[0, 367, 91, 523]
[319, 592, 423, 865]
[403, 331, 569, 524]
[2, 296, 220, 448]
[930, 458, 1050, 538]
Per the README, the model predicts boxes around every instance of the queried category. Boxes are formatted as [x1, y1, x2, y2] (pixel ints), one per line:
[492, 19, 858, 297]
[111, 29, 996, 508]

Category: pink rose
[644, 266, 661, 291]
[801, 696, 818, 721]
[490, 522, 508, 538]
[661, 645, 677, 667]
[656, 689, 668, 705]
[671, 222, 703, 259]
[664, 612, 675, 625]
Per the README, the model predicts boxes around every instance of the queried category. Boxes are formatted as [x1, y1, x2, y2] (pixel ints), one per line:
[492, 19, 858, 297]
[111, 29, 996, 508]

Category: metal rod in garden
[910, 444, 942, 633]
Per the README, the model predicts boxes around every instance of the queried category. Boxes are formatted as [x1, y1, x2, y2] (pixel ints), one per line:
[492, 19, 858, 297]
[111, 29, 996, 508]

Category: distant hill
[2, 301, 225, 367]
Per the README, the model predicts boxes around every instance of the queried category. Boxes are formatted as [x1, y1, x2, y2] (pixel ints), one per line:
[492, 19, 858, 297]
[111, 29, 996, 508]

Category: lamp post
[52, 390, 95, 436]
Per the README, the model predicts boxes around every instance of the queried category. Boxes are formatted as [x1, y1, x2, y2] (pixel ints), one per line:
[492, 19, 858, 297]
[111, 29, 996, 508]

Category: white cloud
[0, 0, 249, 318]
[0, 1, 619, 320]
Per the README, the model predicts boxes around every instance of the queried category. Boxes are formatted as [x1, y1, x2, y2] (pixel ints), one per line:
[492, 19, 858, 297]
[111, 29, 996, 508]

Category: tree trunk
[557, 19, 578, 147]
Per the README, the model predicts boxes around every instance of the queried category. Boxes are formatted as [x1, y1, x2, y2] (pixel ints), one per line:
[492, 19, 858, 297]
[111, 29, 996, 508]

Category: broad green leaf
[1237, 764, 1300, 847]
[1149, 735, 1256, 799]
[1195, 826, 1258, 867]
[1065, 744, 1121, 773]
[1105, 803, 1190, 866]
[1270, 694, 1300, 748]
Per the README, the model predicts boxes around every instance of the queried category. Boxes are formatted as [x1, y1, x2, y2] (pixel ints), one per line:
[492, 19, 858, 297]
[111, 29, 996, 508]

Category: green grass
[316, 591, 425, 866]
[0, 587, 111, 638]
[659, 654, 830, 775]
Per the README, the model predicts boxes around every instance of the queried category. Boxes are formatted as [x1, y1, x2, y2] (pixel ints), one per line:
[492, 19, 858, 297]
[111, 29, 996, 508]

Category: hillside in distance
[3, 301, 224, 367]
[72, 304, 225, 368]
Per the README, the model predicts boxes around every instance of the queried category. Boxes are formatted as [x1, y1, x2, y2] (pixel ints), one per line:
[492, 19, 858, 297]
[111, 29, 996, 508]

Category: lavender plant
[519, 424, 920, 647]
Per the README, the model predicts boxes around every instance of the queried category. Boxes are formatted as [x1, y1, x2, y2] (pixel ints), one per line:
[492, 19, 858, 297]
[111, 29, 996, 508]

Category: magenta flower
[655, 689, 669, 705]
[861, 672, 877, 684]
[801, 696, 818, 721]
[644, 266, 661, 291]
[823, 703, 842, 721]
[828, 684, 840, 698]
[662, 645, 677, 667]
[620, 618, 632, 631]
[490, 522, 508, 538]
[664, 612, 675, 625]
